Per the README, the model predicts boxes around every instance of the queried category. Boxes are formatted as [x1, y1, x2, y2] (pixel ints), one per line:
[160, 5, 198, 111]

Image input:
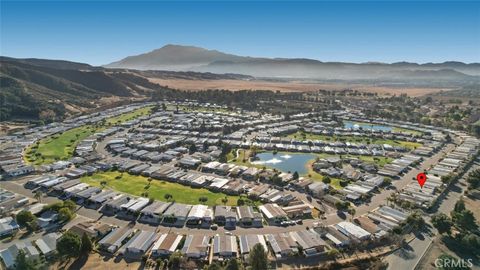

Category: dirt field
[0, 123, 29, 135]
[52, 253, 144, 270]
[415, 240, 457, 270]
[148, 77, 451, 97]
[463, 196, 480, 223]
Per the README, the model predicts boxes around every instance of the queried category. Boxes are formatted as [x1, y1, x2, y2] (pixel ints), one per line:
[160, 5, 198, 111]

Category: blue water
[252, 152, 316, 174]
[344, 121, 392, 132]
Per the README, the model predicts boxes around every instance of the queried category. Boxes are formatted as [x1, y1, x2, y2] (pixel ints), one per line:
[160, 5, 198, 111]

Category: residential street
[384, 158, 479, 270]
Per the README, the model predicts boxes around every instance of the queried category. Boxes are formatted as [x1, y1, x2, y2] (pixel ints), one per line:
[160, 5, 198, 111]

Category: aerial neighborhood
[0, 100, 478, 269]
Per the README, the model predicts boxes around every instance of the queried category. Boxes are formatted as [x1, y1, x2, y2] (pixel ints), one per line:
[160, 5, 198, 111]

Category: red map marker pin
[417, 172, 427, 188]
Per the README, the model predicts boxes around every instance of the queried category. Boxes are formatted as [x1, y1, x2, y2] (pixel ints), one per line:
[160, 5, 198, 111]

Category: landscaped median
[80, 171, 251, 206]
[24, 106, 153, 165]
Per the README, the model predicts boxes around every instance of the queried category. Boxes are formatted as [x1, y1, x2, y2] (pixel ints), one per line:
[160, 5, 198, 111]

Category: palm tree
[34, 190, 43, 202]
[222, 197, 228, 205]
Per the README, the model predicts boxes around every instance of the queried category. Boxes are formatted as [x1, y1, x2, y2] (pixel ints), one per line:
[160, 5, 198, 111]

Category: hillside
[0, 57, 261, 121]
[105, 44, 480, 85]
[0, 58, 172, 121]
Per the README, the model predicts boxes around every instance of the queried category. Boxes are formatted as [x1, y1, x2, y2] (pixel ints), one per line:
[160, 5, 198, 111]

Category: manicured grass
[80, 171, 245, 206]
[303, 159, 344, 189]
[392, 127, 423, 136]
[104, 106, 152, 125]
[25, 125, 98, 165]
[353, 155, 394, 167]
[25, 106, 153, 165]
[228, 149, 266, 169]
[167, 105, 232, 113]
[286, 131, 422, 150]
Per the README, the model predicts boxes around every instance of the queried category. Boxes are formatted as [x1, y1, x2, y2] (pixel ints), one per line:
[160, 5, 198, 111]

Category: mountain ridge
[104, 44, 480, 81]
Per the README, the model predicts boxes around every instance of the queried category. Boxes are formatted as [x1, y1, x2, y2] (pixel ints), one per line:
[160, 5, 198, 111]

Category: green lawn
[227, 149, 266, 169]
[105, 106, 152, 125]
[167, 105, 232, 113]
[286, 131, 422, 150]
[303, 159, 344, 189]
[24, 125, 98, 165]
[80, 171, 246, 206]
[392, 126, 423, 136]
[25, 106, 153, 165]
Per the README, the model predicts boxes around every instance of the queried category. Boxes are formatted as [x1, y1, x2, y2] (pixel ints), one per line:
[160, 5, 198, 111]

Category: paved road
[384, 158, 479, 270]
[355, 143, 456, 217]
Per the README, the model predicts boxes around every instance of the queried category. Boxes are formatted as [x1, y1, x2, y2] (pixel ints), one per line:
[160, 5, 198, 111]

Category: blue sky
[1, 1, 479, 65]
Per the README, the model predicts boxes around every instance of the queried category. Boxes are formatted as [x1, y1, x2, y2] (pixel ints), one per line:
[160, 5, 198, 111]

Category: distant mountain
[106, 44, 249, 71]
[105, 44, 480, 83]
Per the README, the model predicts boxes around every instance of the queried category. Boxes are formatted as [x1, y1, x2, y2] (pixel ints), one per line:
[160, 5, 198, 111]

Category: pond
[251, 152, 317, 174]
[344, 121, 392, 132]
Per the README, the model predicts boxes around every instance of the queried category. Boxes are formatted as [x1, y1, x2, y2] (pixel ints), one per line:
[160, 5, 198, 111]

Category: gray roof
[125, 230, 157, 252]
[35, 232, 61, 256]
[163, 203, 192, 218]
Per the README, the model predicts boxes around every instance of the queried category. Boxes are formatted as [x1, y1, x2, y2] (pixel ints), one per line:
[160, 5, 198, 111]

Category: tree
[57, 231, 82, 258]
[164, 193, 173, 201]
[34, 190, 43, 202]
[58, 207, 74, 222]
[453, 199, 466, 212]
[327, 248, 340, 259]
[322, 176, 331, 184]
[292, 171, 299, 180]
[348, 208, 356, 219]
[207, 262, 223, 270]
[335, 201, 349, 211]
[225, 258, 241, 270]
[15, 250, 37, 270]
[39, 109, 56, 123]
[452, 210, 478, 232]
[249, 243, 268, 270]
[168, 251, 182, 270]
[406, 211, 426, 231]
[461, 233, 480, 252]
[81, 233, 93, 254]
[63, 200, 77, 211]
[467, 169, 480, 189]
[222, 196, 229, 205]
[189, 143, 197, 154]
[16, 211, 36, 228]
[26, 220, 39, 233]
[431, 213, 453, 235]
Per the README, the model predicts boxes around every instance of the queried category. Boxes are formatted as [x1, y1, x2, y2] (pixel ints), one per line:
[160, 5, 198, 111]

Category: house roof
[152, 233, 183, 253]
[259, 203, 287, 219]
[213, 235, 237, 255]
[239, 234, 267, 254]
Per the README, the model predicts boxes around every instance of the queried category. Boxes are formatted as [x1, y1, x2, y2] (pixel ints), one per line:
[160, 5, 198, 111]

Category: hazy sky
[1, 1, 479, 65]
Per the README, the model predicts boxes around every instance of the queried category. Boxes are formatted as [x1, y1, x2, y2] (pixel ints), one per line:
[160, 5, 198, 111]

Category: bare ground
[147, 78, 451, 97]
[51, 253, 143, 270]
[463, 196, 480, 225]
